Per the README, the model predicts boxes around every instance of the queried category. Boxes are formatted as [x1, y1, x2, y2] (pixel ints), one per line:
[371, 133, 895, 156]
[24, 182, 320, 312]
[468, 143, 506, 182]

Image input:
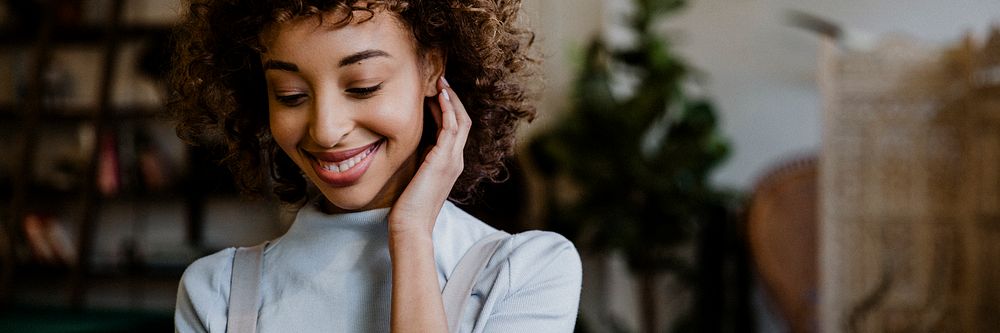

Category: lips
[308, 139, 382, 187]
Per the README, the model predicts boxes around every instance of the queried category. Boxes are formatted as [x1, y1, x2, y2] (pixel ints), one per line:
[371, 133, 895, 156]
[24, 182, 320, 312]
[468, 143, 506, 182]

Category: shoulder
[502, 230, 578, 258]
[438, 201, 498, 236]
[434, 202, 582, 295]
[435, 202, 582, 286]
[433, 202, 502, 266]
[179, 247, 236, 297]
[467, 230, 582, 332]
[175, 248, 237, 333]
[498, 231, 582, 293]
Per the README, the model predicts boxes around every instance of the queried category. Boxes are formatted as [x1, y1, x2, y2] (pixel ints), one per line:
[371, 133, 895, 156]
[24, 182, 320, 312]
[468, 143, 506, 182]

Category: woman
[170, 0, 581, 332]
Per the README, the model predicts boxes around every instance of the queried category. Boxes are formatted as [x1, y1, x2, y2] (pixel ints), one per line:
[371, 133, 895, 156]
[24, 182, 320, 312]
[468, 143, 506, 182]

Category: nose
[308, 94, 353, 149]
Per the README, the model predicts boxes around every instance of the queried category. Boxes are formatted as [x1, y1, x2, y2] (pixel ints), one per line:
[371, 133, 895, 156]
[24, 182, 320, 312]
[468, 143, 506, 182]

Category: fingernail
[441, 76, 451, 88]
[441, 89, 451, 101]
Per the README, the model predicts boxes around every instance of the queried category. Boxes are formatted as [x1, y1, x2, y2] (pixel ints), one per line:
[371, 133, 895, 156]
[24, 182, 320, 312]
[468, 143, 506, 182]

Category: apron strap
[441, 231, 511, 333]
[224, 231, 510, 333]
[226, 242, 267, 333]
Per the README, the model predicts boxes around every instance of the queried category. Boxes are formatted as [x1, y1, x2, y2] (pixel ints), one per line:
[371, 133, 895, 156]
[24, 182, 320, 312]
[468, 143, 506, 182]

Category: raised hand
[387, 76, 471, 235]
[388, 76, 469, 333]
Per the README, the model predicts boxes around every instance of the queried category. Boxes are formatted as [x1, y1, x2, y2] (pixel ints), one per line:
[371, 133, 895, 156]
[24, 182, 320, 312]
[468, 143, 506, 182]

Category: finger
[434, 78, 458, 154]
[427, 97, 443, 133]
[448, 90, 472, 153]
[438, 77, 459, 133]
[439, 78, 472, 154]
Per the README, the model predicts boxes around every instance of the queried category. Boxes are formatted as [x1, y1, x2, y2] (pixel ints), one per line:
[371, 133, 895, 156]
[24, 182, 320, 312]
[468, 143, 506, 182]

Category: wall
[655, 0, 1000, 189]
[524, 0, 1000, 191]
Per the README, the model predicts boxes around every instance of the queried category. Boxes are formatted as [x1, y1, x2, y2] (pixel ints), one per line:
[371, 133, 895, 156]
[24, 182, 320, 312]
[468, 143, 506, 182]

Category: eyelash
[275, 94, 307, 106]
[345, 83, 383, 97]
[273, 83, 383, 107]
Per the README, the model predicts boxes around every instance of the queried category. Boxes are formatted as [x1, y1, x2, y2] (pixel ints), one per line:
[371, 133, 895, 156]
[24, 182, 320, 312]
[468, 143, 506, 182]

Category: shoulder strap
[223, 233, 507, 333]
[226, 242, 267, 333]
[442, 231, 511, 333]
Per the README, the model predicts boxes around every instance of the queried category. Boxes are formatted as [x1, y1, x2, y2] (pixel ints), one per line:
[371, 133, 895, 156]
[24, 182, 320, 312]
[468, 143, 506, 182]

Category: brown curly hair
[168, 0, 537, 204]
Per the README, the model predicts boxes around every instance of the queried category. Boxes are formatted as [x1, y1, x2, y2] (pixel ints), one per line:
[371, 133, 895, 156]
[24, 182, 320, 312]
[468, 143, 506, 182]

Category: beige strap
[441, 231, 511, 333]
[224, 232, 509, 333]
[226, 242, 267, 333]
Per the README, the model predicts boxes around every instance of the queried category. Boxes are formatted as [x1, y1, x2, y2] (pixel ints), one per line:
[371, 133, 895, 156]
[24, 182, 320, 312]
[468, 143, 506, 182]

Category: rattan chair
[746, 155, 818, 333]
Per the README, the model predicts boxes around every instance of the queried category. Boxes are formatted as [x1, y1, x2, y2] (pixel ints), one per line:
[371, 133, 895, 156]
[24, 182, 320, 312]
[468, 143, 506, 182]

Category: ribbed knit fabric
[174, 200, 582, 333]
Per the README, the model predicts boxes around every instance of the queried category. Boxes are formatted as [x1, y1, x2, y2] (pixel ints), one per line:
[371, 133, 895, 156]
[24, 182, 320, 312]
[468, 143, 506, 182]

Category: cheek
[269, 110, 304, 151]
[369, 114, 422, 154]
[371, 92, 426, 141]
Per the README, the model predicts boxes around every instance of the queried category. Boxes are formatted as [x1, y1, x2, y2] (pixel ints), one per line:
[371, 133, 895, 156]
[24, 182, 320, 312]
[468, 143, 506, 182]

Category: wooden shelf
[0, 1, 221, 311]
[0, 104, 166, 123]
[0, 24, 172, 47]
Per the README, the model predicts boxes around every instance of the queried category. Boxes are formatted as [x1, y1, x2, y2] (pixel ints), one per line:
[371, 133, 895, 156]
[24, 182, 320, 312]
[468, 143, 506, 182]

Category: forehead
[260, 10, 416, 62]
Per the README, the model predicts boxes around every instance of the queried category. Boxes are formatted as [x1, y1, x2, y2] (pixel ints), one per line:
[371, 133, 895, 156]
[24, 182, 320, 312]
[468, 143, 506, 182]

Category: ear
[420, 48, 446, 97]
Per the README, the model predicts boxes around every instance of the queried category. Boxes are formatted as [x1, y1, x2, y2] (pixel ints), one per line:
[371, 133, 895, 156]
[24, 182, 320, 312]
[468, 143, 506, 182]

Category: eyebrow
[263, 60, 299, 72]
[338, 49, 390, 67]
[263, 49, 391, 72]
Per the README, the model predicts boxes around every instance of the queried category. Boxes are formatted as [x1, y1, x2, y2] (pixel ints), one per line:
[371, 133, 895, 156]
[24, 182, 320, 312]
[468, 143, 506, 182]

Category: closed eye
[275, 93, 308, 106]
[346, 83, 383, 98]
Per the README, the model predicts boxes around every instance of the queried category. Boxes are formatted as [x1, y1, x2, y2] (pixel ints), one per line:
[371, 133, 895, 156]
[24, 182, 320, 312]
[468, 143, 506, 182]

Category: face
[261, 10, 442, 213]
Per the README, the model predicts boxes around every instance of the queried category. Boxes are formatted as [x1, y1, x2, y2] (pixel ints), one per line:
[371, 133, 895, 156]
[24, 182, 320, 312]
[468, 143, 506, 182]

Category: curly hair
[168, 0, 537, 204]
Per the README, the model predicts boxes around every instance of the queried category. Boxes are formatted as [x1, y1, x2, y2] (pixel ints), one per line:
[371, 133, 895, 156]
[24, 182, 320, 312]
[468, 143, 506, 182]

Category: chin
[320, 182, 389, 212]
[318, 188, 381, 212]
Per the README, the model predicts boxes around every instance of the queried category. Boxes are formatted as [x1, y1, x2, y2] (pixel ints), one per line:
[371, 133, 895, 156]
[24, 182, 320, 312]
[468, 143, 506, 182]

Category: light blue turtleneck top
[174, 200, 582, 332]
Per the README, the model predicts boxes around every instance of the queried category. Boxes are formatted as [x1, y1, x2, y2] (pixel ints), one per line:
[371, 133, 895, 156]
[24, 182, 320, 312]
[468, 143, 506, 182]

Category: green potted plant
[529, 0, 733, 331]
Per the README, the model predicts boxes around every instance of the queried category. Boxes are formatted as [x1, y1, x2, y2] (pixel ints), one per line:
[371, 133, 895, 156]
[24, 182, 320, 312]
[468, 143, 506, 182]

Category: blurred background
[1, 0, 998, 332]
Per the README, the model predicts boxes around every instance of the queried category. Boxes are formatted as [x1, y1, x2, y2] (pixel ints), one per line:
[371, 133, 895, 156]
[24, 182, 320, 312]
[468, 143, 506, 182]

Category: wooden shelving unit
[0, 0, 196, 310]
[0, 24, 171, 46]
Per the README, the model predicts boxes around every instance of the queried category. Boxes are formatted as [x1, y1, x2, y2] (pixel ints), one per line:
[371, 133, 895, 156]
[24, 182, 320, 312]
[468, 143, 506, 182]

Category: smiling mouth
[313, 140, 382, 173]
[305, 139, 383, 188]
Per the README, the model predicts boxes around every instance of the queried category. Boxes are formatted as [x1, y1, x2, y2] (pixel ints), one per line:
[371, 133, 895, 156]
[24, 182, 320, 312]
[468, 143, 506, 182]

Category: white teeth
[318, 143, 376, 173]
